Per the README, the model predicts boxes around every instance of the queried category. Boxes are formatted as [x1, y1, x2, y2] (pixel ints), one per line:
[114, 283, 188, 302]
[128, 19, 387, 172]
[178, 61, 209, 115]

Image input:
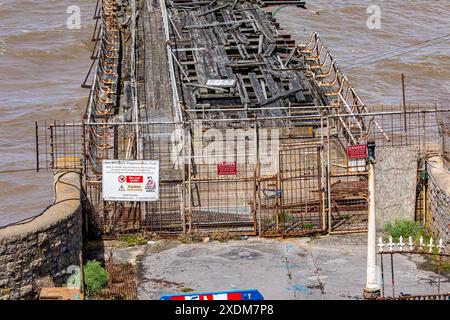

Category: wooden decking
[137, 0, 174, 122]
[166, 0, 328, 125]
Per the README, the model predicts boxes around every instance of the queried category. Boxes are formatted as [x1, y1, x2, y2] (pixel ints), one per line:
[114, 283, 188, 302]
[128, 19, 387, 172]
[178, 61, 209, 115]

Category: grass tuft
[84, 260, 109, 296]
[119, 235, 148, 246]
[384, 218, 428, 242]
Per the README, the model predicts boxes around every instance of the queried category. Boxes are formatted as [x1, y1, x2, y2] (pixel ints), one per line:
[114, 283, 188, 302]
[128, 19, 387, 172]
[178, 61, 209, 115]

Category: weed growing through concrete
[384, 218, 427, 242]
[119, 235, 148, 246]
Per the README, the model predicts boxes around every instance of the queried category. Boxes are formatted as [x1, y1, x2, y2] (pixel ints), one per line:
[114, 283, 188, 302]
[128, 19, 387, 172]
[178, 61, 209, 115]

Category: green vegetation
[282, 212, 294, 224]
[303, 223, 315, 230]
[84, 260, 109, 296]
[384, 218, 428, 241]
[440, 261, 450, 271]
[181, 287, 194, 293]
[263, 217, 274, 227]
[383, 218, 449, 274]
[119, 235, 148, 246]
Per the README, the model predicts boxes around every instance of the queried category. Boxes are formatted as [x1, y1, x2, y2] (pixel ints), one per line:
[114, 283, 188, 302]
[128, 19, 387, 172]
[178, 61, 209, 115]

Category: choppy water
[0, 0, 449, 226]
[0, 0, 95, 226]
[277, 0, 450, 105]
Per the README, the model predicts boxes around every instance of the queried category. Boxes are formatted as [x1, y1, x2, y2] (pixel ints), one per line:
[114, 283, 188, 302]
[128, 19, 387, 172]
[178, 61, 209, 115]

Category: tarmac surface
[110, 234, 449, 300]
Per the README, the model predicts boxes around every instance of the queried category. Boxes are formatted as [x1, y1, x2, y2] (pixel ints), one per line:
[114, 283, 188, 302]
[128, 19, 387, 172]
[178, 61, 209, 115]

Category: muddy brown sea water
[277, 0, 450, 105]
[0, 0, 449, 225]
[0, 0, 95, 226]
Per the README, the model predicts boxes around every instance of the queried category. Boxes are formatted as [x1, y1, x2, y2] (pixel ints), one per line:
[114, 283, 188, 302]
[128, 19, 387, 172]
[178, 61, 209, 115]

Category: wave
[4, 38, 94, 60]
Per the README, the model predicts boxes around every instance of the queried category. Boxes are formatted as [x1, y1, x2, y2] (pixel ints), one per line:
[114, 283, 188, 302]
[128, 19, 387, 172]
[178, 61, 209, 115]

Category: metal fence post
[363, 159, 381, 299]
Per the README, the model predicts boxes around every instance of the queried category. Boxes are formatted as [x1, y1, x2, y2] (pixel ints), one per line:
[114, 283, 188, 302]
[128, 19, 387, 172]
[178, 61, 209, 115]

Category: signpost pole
[363, 143, 380, 299]
[188, 146, 192, 233]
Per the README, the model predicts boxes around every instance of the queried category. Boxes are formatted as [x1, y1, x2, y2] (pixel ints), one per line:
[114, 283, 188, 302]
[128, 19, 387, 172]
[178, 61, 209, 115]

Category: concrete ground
[109, 234, 449, 300]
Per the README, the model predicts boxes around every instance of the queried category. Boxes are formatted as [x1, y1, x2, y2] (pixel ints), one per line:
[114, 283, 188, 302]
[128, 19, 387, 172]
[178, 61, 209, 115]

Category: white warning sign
[102, 160, 160, 202]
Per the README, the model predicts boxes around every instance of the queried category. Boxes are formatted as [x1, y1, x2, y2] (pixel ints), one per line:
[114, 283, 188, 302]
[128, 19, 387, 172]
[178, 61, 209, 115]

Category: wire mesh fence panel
[324, 131, 369, 233]
[33, 108, 450, 237]
[84, 123, 185, 236]
[279, 145, 324, 236]
[187, 122, 258, 234]
[35, 121, 85, 171]
[329, 174, 368, 233]
[257, 131, 325, 236]
[328, 108, 450, 233]
[367, 105, 445, 154]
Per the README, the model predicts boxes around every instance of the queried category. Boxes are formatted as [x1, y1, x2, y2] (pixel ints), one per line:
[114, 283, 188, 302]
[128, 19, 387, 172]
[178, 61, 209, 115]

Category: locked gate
[258, 144, 325, 236]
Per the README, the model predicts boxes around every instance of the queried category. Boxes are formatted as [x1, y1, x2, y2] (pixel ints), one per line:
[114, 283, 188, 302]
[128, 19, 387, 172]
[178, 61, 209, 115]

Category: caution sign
[217, 161, 237, 175]
[347, 144, 367, 159]
[102, 160, 159, 202]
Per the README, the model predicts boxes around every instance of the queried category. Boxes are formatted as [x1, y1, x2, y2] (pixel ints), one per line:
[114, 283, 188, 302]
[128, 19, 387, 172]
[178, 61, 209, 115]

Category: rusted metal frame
[301, 33, 388, 144]
[326, 117, 333, 233]
[346, 84, 389, 142]
[253, 166, 258, 234]
[260, 229, 321, 237]
[309, 52, 330, 70]
[49, 122, 56, 168]
[329, 228, 367, 235]
[255, 122, 262, 236]
[82, 58, 98, 89]
[130, 0, 141, 160]
[98, 59, 117, 74]
[85, 38, 102, 121]
[100, 44, 119, 58]
[86, 3, 120, 124]
[181, 127, 187, 234]
[101, 0, 116, 15]
[317, 146, 325, 231]
[83, 110, 450, 125]
[94, 81, 116, 96]
[330, 171, 368, 178]
[275, 151, 281, 233]
[329, 212, 357, 230]
[184, 105, 336, 113]
[315, 60, 335, 79]
[318, 67, 339, 87]
[35, 121, 40, 172]
[297, 31, 316, 49]
[93, 86, 115, 103]
[188, 134, 193, 233]
[93, 0, 101, 20]
[305, 44, 324, 62]
[299, 33, 319, 53]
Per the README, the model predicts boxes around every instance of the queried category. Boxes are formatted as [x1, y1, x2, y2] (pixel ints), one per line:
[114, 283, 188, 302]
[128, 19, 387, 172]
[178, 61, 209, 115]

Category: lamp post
[363, 141, 381, 299]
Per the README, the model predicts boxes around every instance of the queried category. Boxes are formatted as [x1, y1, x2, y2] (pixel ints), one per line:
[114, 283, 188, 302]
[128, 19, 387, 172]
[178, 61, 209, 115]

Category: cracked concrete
[135, 234, 450, 300]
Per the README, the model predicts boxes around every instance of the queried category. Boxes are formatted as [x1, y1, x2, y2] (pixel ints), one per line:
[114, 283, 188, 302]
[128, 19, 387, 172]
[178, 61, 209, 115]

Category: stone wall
[0, 171, 83, 300]
[375, 146, 419, 230]
[427, 156, 450, 244]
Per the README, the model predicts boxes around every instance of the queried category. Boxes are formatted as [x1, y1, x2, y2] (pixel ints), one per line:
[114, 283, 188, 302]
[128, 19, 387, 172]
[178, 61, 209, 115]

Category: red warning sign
[126, 175, 143, 183]
[217, 162, 237, 175]
[118, 175, 126, 183]
[347, 144, 367, 159]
